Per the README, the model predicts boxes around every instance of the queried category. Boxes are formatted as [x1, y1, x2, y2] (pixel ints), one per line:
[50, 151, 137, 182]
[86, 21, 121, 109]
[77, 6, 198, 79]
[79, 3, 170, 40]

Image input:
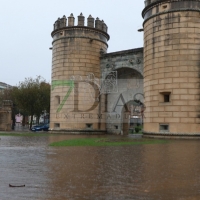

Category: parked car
[31, 124, 49, 132]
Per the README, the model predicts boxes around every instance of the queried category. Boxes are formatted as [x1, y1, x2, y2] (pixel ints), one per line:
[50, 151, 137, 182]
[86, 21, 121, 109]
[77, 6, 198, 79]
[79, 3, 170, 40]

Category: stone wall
[100, 48, 144, 134]
[50, 14, 145, 134]
[142, 0, 200, 134]
[50, 13, 109, 132]
[0, 100, 12, 131]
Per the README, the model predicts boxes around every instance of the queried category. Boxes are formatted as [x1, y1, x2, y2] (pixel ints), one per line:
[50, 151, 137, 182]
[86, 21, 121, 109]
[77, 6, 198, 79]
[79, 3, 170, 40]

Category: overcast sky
[0, 0, 144, 86]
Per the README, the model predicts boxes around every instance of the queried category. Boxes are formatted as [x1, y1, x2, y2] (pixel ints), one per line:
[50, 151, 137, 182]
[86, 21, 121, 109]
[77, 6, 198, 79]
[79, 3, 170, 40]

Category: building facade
[0, 82, 13, 131]
[50, 1, 200, 136]
[50, 14, 109, 133]
[50, 13, 144, 134]
[0, 82, 12, 93]
[142, 0, 200, 136]
[0, 100, 12, 131]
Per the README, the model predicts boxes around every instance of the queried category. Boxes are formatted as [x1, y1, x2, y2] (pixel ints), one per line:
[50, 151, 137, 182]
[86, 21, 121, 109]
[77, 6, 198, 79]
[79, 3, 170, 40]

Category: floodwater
[0, 135, 200, 200]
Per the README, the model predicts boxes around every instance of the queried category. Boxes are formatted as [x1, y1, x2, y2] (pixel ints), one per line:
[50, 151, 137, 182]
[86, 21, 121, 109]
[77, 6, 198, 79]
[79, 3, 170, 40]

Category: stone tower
[142, 0, 200, 136]
[50, 13, 109, 133]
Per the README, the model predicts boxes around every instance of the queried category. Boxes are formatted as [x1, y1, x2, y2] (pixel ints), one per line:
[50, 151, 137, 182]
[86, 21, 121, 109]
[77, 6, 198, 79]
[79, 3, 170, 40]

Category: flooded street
[1, 135, 200, 200]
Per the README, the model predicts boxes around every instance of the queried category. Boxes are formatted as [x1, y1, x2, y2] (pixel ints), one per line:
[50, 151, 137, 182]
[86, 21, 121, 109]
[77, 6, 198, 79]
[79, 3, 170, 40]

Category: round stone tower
[142, 0, 200, 136]
[50, 13, 109, 133]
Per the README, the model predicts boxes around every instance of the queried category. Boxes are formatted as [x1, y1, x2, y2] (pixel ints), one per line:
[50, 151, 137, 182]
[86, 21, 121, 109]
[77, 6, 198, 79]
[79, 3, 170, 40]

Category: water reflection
[0, 136, 200, 200]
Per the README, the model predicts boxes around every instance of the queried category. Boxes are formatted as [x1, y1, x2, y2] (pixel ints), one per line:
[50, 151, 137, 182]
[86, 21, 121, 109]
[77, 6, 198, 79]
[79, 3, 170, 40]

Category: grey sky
[0, 0, 144, 86]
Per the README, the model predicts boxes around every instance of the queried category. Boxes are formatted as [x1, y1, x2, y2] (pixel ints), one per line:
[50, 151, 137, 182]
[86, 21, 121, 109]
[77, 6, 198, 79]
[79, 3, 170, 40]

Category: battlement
[53, 13, 108, 33]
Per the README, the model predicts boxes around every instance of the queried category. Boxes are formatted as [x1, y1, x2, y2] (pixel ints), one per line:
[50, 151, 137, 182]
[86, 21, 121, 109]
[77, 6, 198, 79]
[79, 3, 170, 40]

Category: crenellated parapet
[51, 13, 109, 47]
[53, 13, 108, 33]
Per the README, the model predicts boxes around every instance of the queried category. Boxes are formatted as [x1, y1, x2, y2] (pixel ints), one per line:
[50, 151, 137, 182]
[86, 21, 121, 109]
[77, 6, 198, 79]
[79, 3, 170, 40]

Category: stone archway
[105, 67, 143, 134]
[121, 99, 144, 135]
[116, 67, 143, 79]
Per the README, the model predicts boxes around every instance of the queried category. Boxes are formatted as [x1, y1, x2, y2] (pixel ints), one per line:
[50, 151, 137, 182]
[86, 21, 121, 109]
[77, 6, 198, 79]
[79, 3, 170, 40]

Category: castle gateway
[49, 13, 143, 134]
[50, 0, 200, 136]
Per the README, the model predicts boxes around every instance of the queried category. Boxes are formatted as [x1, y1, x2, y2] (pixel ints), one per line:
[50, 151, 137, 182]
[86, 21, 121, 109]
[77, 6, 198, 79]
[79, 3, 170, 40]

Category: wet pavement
[13, 124, 30, 132]
[0, 135, 200, 200]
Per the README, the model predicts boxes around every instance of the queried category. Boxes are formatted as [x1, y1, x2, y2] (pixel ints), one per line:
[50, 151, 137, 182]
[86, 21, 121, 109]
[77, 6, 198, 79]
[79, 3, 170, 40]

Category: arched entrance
[105, 67, 144, 134]
[121, 99, 145, 135]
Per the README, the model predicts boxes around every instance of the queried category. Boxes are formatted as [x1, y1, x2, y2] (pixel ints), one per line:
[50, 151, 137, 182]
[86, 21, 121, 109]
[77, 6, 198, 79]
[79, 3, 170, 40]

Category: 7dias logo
[52, 72, 145, 117]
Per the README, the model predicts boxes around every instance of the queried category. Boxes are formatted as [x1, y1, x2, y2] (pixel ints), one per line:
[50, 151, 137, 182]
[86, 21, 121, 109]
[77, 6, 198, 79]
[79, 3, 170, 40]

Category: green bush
[135, 127, 140, 133]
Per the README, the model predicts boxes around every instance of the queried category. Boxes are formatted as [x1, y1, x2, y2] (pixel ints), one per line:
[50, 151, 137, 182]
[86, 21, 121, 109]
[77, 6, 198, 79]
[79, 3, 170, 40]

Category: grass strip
[49, 138, 168, 147]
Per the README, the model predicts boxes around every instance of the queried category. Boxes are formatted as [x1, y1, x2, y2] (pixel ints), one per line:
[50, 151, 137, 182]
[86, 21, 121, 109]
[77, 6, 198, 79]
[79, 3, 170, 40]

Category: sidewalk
[13, 124, 30, 132]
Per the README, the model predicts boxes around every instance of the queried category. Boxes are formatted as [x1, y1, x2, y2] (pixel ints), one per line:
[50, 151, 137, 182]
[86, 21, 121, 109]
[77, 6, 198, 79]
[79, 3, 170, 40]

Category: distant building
[0, 100, 12, 131]
[0, 82, 12, 93]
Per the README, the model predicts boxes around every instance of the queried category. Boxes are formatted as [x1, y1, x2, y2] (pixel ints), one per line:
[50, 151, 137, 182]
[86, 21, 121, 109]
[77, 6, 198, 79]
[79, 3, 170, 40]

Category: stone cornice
[51, 26, 110, 41]
[100, 48, 144, 58]
[142, 0, 200, 17]
[143, 8, 200, 26]
[52, 36, 109, 48]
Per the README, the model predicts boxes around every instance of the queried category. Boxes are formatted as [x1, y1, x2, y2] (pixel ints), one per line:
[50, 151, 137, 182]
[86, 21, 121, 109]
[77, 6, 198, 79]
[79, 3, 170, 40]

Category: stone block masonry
[142, 0, 200, 135]
[0, 100, 12, 131]
[49, 2, 200, 136]
[50, 13, 109, 133]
